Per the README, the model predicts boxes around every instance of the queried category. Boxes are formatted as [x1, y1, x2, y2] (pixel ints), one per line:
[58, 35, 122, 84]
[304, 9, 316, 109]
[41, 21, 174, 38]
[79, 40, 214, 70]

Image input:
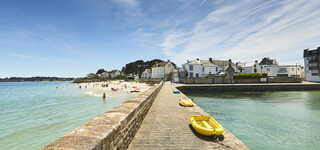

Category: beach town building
[238, 58, 304, 78]
[236, 62, 256, 73]
[277, 65, 304, 78]
[182, 58, 229, 78]
[141, 69, 152, 79]
[87, 73, 98, 78]
[100, 71, 111, 78]
[171, 69, 182, 83]
[134, 74, 140, 80]
[151, 61, 176, 79]
[97, 70, 122, 79]
[304, 47, 320, 82]
[110, 70, 121, 79]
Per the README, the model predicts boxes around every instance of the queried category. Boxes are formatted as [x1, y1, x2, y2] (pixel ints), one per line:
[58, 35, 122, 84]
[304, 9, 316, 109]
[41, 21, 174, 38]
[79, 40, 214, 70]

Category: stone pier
[41, 82, 251, 150]
[128, 83, 249, 150]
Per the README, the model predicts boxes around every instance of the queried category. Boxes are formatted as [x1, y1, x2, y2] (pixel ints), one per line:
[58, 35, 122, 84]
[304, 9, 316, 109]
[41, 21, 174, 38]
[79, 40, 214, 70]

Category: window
[216, 67, 218, 72]
[254, 69, 257, 73]
[202, 67, 204, 72]
[309, 66, 319, 70]
[278, 68, 288, 73]
[189, 65, 193, 71]
[196, 73, 199, 78]
[277, 74, 288, 77]
[312, 73, 319, 76]
[189, 72, 194, 78]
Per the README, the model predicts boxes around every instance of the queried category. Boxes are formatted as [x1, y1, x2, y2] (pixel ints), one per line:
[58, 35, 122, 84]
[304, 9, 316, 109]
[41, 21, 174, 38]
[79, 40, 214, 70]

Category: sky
[0, 0, 319, 77]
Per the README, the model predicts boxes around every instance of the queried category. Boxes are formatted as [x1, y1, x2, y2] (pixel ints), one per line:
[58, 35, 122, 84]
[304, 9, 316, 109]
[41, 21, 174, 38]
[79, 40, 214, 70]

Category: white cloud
[113, 0, 139, 7]
[159, 0, 320, 65]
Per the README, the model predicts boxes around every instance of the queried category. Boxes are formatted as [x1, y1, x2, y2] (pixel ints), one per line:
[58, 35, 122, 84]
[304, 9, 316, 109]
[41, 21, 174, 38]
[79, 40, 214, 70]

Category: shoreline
[41, 82, 163, 150]
[75, 80, 152, 98]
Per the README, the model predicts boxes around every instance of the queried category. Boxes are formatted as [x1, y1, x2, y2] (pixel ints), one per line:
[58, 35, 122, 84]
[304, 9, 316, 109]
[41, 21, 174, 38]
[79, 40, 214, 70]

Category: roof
[185, 59, 231, 67]
[259, 57, 278, 65]
[143, 69, 151, 73]
[153, 61, 173, 67]
[279, 65, 303, 68]
[236, 62, 255, 67]
[304, 47, 320, 57]
[110, 70, 121, 73]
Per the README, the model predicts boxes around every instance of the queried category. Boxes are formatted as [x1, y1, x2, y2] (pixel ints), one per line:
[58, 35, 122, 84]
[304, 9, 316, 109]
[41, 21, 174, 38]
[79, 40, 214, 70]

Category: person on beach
[102, 93, 106, 99]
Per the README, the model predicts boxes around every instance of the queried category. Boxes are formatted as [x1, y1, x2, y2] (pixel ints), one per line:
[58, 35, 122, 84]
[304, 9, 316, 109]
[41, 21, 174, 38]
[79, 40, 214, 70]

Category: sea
[0, 82, 129, 150]
[190, 91, 320, 150]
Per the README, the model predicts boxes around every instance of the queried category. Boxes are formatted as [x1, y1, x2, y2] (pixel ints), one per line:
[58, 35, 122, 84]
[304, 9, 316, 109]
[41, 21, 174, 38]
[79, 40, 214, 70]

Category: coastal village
[41, 47, 320, 150]
[3, 1, 320, 150]
[79, 47, 320, 84]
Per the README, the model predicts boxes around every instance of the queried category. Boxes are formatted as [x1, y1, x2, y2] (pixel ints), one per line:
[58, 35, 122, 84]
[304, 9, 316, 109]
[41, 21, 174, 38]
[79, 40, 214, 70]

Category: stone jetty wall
[177, 83, 320, 93]
[41, 82, 163, 150]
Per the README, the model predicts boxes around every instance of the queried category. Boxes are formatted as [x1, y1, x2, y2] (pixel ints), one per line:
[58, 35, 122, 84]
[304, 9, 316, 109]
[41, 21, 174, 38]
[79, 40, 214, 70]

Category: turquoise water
[0, 82, 129, 150]
[190, 91, 320, 150]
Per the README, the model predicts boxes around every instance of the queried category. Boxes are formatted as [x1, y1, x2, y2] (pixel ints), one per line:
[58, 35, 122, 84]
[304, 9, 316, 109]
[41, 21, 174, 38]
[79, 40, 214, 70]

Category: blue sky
[1, 0, 319, 77]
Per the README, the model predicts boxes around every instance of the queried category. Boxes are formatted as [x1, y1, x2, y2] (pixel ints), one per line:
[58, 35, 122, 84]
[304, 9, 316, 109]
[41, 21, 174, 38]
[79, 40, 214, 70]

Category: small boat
[179, 98, 194, 107]
[190, 116, 225, 141]
[173, 90, 181, 94]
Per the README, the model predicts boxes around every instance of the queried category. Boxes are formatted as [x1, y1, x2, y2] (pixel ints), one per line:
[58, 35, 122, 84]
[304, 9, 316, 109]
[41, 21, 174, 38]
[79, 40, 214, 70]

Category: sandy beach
[75, 80, 153, 98]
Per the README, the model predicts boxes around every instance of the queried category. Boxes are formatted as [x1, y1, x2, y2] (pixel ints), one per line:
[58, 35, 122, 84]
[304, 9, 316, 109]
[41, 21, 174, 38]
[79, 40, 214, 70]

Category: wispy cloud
[112, 0, 142, 16]
[158, 0, 320, 65]
[200, 0, 208, 7]
[8, 53, 31, 59]
[113, 0, 139, 7]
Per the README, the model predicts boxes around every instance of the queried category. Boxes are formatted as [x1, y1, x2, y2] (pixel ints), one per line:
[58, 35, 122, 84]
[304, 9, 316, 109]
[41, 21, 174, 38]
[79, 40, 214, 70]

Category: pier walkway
[128, 83, 249, 150]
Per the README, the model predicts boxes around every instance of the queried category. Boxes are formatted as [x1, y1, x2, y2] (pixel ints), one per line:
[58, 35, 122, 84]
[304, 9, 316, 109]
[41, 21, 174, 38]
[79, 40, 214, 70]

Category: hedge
[234, 73, 267, 79]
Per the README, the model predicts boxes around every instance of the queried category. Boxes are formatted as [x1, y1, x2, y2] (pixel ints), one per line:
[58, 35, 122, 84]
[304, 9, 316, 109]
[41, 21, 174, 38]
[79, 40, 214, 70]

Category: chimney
[209, 57, 213, 63]
[196, 58, 200, 61]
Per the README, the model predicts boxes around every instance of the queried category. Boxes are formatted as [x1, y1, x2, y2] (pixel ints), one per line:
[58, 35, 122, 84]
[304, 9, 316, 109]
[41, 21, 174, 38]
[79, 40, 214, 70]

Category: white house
[151, 61, 176, 79]
[141, 69, 152, 79]
[99, 70, 121, 79]
[304, 48, 320, 82]
[134, 74, 140, 80]
[110, 70, 121, 79]
[100, 72, 110, 78]
[277, 65, 304, 78]
[238, 58, 304, 78]
[182, 58, 228, 78]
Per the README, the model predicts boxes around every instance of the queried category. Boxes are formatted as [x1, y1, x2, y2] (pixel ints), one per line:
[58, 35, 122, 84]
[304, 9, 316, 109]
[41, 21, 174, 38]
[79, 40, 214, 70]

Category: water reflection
[305, 92, 320, 110]
[189, 91, 320, 150]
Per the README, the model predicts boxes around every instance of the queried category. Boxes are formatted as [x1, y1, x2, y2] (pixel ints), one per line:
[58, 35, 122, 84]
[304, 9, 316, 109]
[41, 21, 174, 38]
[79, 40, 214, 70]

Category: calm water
[190, 91, 320, 150]
[0, 82, 129, 150]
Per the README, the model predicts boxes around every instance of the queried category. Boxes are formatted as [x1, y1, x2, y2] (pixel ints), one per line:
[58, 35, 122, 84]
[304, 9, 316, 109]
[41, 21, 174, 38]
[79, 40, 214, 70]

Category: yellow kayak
[179, 98, 194, 107]
[190, 116, 225, 141]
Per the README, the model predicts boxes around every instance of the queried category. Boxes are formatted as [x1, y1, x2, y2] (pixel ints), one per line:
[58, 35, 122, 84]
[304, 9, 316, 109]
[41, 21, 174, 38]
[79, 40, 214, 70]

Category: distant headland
[0, 77, 74, 82]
